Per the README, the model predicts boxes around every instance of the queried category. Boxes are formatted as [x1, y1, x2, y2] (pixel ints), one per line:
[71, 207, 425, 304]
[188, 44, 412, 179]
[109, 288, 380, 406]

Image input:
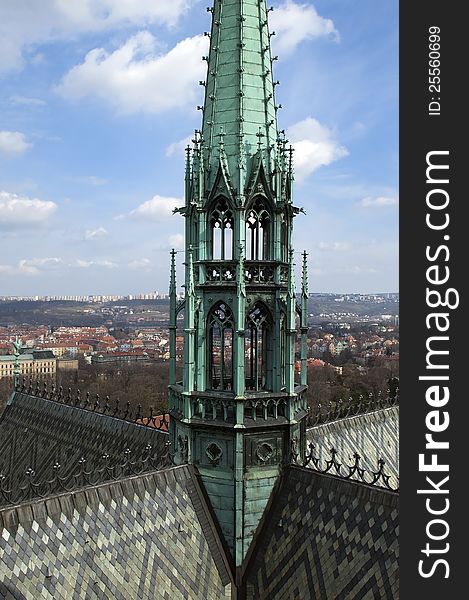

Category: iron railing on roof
[291, 442, 399, 492]
[0, 443, 173, 507]
[15, 378, 170, 432]
[307, 389, 399, 427]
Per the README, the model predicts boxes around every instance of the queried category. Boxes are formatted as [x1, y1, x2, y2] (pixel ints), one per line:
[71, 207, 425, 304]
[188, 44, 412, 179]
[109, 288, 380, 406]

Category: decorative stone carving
[256, 442, 274, 463]
[206, 442, 223, 466]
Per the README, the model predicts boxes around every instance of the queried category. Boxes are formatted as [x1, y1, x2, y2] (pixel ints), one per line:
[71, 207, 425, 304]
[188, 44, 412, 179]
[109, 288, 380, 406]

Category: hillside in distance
[0, 294, 398, 328]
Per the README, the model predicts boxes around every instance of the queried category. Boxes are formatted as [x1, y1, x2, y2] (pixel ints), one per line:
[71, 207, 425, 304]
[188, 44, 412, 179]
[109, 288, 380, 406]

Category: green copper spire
[169, 0, 308, 568]
[202, 0, 279, 190]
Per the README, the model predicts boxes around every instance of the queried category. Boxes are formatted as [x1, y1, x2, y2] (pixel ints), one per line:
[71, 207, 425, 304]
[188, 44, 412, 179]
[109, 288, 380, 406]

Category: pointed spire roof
[202, 0, 279, 187]
[301, 251, 308, 299]
[169, 248, 177, 294]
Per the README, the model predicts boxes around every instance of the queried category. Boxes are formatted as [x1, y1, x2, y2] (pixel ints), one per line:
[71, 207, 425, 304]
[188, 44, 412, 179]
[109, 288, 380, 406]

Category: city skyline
[0, 0, 398, 295]
[0, 291, 399, 301]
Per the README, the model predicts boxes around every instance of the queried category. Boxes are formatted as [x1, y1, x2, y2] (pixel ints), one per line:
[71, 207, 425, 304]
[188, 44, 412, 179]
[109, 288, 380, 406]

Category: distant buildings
[0, 350, 56, 381]
[57, 357, 79, 371]
[0, 292, 171, 302]
[91, 350, 149, 365]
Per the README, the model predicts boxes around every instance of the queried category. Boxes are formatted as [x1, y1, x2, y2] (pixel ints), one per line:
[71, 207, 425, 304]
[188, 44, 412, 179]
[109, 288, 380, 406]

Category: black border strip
[400, 1, 465, 596]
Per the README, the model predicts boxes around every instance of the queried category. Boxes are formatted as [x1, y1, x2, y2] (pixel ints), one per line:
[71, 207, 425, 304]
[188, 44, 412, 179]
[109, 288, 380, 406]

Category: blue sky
[0, 0, 398, 296]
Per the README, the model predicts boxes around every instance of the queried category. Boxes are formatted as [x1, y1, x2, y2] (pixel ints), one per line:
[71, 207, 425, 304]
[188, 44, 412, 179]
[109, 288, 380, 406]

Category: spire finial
[301, 251, 308, 298]
[288, 144, 294, 173]
[288, 248, 296, 298]
[169, 249, 177, 294]
[185, 145, 192, 186]
[13, 336, 22, 390]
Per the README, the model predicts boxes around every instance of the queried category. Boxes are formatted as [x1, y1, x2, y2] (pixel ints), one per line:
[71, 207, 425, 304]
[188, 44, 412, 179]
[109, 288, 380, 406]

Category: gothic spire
[169, 0, 309, 568]
[202, 0, 279, 187]
[301, 250, 308, 299]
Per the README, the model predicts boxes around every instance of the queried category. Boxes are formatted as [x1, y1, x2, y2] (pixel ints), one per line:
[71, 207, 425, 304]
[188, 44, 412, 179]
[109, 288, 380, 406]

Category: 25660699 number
[428, 26, 440, 94]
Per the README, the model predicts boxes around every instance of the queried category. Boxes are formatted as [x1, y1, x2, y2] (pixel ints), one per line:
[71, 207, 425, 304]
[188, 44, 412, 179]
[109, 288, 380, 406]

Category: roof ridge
[292, 443, 399, 492]
[0, 442, 174, 509]
[307, 389, 399, 428]
[11, 379, 170, 432]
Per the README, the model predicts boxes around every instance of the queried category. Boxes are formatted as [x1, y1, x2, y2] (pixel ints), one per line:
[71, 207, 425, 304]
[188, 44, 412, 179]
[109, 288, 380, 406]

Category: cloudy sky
[0, 0, 398, 296]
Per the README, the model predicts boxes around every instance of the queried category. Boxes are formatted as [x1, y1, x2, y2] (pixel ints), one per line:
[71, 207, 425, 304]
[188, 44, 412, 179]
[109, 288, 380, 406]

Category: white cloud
[270, 1, 339, 56]
[318, 242, 350, 252]
[128, 258, 152, 270]
[20, 257, 62, 275]
[166, 136, 192, 157]
[0, 0, 194, 74]
[10, 95, 46, 106]
[51, 0, 193, 29]
[23, 257, 62, 268]
[75, 259, 117, 268]
[84, 226, 108, 240]
[0, 131, 32, 157]
[7, 257, 64, 276]
[360, 196, 399, 208]
[118, 194, 182, 221]
[57, 32, 207, 115]
[0, 191, 57, 228]
[1, 255, 119, 276]
[287, 117, 348, 182]
[167, 234, 184, 250]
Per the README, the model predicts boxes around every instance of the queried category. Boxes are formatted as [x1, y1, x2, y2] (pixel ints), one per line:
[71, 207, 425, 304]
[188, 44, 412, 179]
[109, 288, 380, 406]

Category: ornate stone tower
[169, 0, 309, 567]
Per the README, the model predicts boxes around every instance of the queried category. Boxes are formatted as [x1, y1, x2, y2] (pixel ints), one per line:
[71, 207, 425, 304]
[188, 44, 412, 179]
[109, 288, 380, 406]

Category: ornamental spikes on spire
[169, 249, 177, 295]
[201, 0, 279, 187]
[301, 250, 308, 299]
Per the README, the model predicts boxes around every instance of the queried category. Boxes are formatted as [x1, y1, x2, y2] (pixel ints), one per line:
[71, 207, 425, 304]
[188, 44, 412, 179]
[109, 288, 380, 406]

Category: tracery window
[209, 197, 234, 260]
[245, 302, 272, 391]
[208, 301, 234, 390]
[245, 197, 270, 260]
[280, 216, 288, 262]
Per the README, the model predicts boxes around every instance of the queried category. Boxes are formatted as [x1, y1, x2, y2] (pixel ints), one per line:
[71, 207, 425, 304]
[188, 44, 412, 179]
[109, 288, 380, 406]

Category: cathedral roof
[244, 465, 399, 599]
[0, 389, 169, 503]
[1, 464, 233, 599]
[0, 387, 399, 598]
[0, 0, 399, 594]
[307, 402, 399, 488]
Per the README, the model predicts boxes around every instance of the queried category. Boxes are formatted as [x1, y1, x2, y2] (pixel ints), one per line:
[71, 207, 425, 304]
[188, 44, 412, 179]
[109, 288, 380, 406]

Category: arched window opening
[280, 218, 288, 263]
[245, 197, 270, 260]
[210, 198, 234, 260]
[245, 302, 272, 391]
[208, 302, 234, 390]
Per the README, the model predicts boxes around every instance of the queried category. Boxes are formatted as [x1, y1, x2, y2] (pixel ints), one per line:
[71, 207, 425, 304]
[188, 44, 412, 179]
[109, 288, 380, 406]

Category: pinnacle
[199, 0, 279, 188]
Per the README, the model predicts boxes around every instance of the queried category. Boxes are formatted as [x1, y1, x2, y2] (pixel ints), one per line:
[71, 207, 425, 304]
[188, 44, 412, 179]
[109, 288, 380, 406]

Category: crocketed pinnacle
[202, 0, 279, 187]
